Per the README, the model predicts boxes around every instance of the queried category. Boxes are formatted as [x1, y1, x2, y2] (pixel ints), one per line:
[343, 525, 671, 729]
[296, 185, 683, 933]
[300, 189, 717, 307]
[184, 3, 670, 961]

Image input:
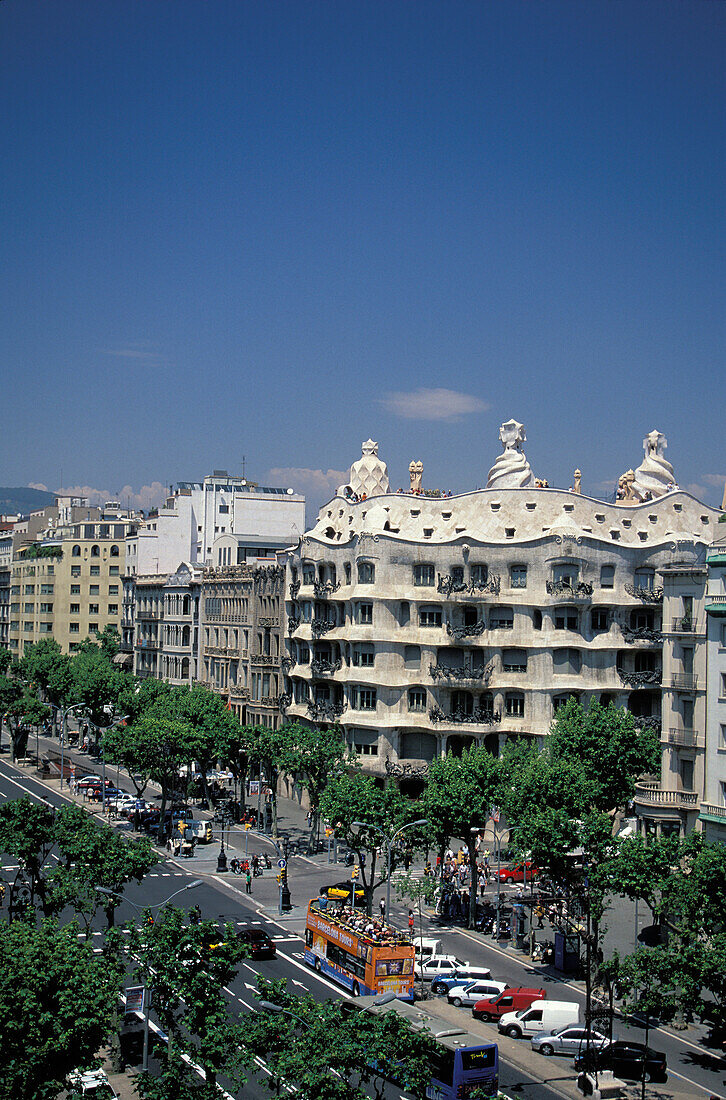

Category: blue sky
[2, 0, 724, 516]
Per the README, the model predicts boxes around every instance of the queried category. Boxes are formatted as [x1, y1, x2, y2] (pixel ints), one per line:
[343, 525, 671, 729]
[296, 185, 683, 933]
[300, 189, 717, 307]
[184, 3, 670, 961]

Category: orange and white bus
[304, 899, 415, 1000]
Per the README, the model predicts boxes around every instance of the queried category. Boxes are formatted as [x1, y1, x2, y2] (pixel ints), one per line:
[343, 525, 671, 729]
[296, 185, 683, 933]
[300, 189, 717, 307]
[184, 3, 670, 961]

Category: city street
[0, 748, 724, 1098]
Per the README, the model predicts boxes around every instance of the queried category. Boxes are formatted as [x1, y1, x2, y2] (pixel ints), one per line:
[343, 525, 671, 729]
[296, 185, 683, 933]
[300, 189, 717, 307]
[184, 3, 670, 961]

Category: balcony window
[555, 606, 578, 631]
[533, 610, 542, 630]
[553, 563, 578, 586]
[408, 688, 427, 712]
[502, 648, 527, 672]
[419, 605, 442, 628]
[600, 565, 615, 588]
[352, 687, 377, 710]
[357, 602, 373, 625]
[400, 732, 437, 761]
[404, 644, 420, 669]
[451, 691, 473, 715]
[413, 563, 435, 586]
[591, 609, 609, 632]
[490, 607, 514, 629]
[349, 728, 378, 756]
[634, 568, 655, 591]
[505, 692, 525, 718]
[553, 693, 574, 714]
[450, 566, 464, 585]
[344, 562, 351, 584]
[679, 758, 694, 791]
[302, 562, 315, 585]
[471, 564, 488, 586]
[399, 601, 410, 626]
[553, 648, 582, 674]
[630, 608, 655, 630]
[297, 643, 310, 664]
[352, 644, 375, 667]
[510, 565, 527, 589]
[358, 561, 375, 584]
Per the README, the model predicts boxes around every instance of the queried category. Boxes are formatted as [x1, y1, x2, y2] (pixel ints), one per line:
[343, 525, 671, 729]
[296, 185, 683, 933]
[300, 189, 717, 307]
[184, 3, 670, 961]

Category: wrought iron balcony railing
[437, 573, 501, 597]
[311, 617, 337, 637]
[546, 580, 594, 599]
[625, 584, 663, 603]
[620, 625, 662, 644]
[311, 656, 343, 677]
[617, 668, 662, 687]
[429, 704, 501, 725]
[307, 700, 347, 722]
[429, 661, 492, 683]
[446, 620, 487, 640]
[313, 580, 341, 599]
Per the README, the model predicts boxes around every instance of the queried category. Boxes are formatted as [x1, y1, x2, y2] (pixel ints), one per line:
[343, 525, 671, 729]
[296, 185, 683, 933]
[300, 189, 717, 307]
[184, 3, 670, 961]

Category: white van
[413, 937, 444, 961]
[498, 999, 580, 1039]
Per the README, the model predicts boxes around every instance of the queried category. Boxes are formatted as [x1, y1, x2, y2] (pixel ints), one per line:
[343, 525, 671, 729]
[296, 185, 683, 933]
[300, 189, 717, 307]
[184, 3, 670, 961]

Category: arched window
[72, 545, 81, 557]
[90, 545, 100, 557]
[110, 544, 119, 557]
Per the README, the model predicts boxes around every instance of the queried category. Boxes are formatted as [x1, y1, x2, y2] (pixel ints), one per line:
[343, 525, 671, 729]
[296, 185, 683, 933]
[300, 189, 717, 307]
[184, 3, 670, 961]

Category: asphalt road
[0, 754, 723, 1099]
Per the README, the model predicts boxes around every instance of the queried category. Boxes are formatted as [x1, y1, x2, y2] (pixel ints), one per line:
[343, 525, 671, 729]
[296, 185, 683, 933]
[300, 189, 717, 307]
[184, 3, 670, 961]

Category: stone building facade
[283, 432, 720, 809]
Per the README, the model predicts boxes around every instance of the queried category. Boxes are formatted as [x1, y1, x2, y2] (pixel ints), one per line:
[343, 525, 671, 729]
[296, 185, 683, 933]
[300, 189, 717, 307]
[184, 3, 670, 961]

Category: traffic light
[277, 868, 288, 885]
[351, 865, 359, 881]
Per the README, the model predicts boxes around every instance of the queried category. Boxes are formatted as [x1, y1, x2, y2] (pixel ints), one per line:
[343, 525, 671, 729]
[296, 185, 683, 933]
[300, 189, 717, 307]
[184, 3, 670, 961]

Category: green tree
[71, 640, 126, 731]
[395, 871, 438, 995]
[127, 907, 248, 1091]
[0, 797, 57, 918]
[423, 746, 504, 928]
[0, 678, 51, 761]
[173, 683, 241, 805]
[246, 976, 436, 1100]
[319, 767, 416, 915]
[19, 638, 74, 719]
[0, 919, 120, 1100]
[277, 721, 348, 851]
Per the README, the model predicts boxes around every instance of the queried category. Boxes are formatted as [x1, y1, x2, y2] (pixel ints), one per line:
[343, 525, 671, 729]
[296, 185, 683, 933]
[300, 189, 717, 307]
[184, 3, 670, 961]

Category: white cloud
[702, 473, 726, 488]
[99, 342, 167, 364]
[28, 482, 50, 492]
[379, 387, 489, 422]
[31, 482, 170, 512]
[267, 467, 348, 498]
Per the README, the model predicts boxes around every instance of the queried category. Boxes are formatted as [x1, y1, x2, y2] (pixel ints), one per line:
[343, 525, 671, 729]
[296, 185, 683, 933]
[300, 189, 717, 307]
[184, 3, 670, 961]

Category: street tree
[423, 746, 504, 928]
[0, 919, 120, 1100]
[173, 683, 242, 804]
[277, 721, 348, 851]
[0, 796, 57, 918]
[127, 906, 248, 1092]
[395, 871, 438, 995]
[71, 639, 127, 731]
[19, 638, 74, 720]
[319, 766, 416, 915]
[246, 976, 436, 1100]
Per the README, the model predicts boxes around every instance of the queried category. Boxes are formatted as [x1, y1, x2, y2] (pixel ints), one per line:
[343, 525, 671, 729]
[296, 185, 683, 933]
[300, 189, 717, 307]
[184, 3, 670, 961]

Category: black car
[237, 928, 277, 959]
[574, 1040, 667, 1082]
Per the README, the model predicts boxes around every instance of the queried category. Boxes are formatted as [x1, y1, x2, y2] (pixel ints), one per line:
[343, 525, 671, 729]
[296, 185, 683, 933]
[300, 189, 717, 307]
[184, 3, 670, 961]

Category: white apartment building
[283, 428, 720, 813]
[702, 540, 726, 843]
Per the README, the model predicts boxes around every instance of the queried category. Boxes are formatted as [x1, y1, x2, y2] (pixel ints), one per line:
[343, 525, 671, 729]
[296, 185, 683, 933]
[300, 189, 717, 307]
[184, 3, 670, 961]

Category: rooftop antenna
[242, 455, 246, 480]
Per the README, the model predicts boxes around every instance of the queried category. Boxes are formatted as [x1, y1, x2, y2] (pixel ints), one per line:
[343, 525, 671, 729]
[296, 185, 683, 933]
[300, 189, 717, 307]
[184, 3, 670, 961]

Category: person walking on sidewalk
[408, 908, 414, 933]
[379, 898, 386, 921]
[245, 870, 252, 894]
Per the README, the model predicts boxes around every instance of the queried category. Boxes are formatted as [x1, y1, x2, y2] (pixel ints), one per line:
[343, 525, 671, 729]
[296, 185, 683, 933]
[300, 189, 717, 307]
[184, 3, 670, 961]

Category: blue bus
[357, 994, 499, 1099]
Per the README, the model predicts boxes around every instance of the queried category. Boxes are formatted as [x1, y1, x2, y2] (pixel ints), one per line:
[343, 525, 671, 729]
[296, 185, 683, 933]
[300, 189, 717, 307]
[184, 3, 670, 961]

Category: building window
[399, 601, 410, 626]
[555, 606, 578, 631]
[404, 644, 420, 668]
[72, 545, 81, 557]
[108, 585, 118, 595]
[88, 604, 99, 615]
[70, 604, 80, 614]
[413, 563, 435, 587]
[349, 729, 378, 757]
[24, 585, 35, 595]
[90, 585, 99, 595]
[109, 566, 119, 576]
[490, 607, 514, 629]
[553, 693, 575, 714]
[591, 608, 609, 632]
[634, 568, 655, 591]
[505, 692, 525, 718]
[352, 644, 375, 667]
[471, 564, 488, 586]
[357, 561, 375, 584]
[108, 605, 118, 615]
[302, 562, 315, 585]
[533, 609, 542, 630]
[69, 623, 79, 634]
[600, 565, 615, 588]
[502, 648, 527, 672]
[553, 563, 578, 586]
[344, 562, 352, 584]
[419, 605, 442, 627]
[357, 602, 373, 625]
[90, 545, 100, 558]
[71, 585, 80, 595]
[110, 545, 120, 557]
[71, 566, 81, 577]
[408, 688, 427, 712]
[450, 566, 464, 585]
[679, 758, 694, 791]
[90, 566, 100, 576]
[510, 565, 527, 589]
[352, 687, 377, 710]
[553, 648, 582, 674]
[301, 602, 312, 623]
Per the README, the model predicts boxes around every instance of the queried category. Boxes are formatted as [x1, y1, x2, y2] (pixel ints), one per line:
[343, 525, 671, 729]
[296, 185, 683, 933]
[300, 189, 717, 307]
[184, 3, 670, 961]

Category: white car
[447, 980, 508, 1008]
[417, 954, 467, 982]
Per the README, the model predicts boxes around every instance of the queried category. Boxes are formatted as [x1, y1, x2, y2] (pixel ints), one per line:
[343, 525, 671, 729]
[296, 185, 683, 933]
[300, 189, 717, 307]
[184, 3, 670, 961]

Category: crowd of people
[317, 901, 410, 945]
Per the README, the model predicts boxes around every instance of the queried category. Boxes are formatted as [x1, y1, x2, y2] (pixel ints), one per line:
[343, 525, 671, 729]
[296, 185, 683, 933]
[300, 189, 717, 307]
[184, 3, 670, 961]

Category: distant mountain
[0, 486, 55, 516]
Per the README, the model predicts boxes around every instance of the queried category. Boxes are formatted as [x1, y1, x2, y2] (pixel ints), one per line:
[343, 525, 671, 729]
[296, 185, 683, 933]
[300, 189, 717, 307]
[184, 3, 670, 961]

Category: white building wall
[703, 543, 726, 842]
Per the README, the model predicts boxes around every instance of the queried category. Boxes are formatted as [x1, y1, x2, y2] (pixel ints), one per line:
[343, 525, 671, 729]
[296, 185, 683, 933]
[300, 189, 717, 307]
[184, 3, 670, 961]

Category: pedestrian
[408, 908, 414, 933]
[379, 897, 386, 920]
[245, 870, 252, 894]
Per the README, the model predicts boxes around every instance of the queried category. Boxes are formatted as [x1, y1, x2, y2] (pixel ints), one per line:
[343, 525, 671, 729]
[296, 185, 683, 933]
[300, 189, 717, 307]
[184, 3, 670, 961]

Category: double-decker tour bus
[357, 994, 499, 1099]
[304, 898, 415, 1000]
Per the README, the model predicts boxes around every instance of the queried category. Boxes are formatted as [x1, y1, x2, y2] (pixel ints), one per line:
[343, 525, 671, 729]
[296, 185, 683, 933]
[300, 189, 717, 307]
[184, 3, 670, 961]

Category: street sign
[277, 858, 287, 869]
[125, 986, 145, 1013]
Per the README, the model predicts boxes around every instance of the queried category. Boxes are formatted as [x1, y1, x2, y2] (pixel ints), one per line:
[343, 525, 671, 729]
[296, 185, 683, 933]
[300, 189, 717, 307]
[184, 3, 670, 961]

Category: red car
[497, 862, 539, 884]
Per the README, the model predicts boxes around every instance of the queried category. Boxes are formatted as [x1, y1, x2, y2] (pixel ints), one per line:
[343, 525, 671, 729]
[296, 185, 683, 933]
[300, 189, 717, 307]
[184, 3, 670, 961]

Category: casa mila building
[283, 422, 722, 837]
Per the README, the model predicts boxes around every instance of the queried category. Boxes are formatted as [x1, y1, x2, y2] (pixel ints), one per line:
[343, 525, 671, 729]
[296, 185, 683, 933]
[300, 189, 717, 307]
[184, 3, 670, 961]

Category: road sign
[277, 858, 287, 870]
[125, 986, 145, 1013]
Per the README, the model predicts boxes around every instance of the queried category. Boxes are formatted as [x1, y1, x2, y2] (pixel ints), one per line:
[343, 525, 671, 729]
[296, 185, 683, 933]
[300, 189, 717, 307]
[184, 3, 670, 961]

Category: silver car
[531, 1026, 610, 1057]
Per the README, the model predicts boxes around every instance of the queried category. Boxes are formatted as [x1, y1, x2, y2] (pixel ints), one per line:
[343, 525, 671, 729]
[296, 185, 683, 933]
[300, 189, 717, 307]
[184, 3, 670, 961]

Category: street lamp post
[50, 703, 85, 792]
[96, 879, 202, 1071]
[96, 716, 130, 814]
[351, 818, 429, 922]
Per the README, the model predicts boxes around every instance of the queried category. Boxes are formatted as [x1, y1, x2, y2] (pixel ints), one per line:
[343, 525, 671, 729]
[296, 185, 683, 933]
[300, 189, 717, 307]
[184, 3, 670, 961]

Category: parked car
[418, 955, 467, 982]
[88, 786, 123, 802]
[473, 987, 547, 1022]
[574, 1040, 668, 1083]
[237, 928, 277, 959]
[531, 1026, 609, 1057]
[499, 999, 580, 1039]
[497, 862, 539, 884]
[76, 775, 109, 789]
[447, 980, 507, 1008]
[431, 966, 493, 995]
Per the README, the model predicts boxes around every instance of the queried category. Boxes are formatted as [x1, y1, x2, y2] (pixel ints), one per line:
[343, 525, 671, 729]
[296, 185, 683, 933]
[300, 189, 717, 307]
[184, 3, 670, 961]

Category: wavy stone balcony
[446, 620, 487, 641]
[429, 704, 501, 726]
[307, 700, 347, 722]
[429, 661, 492, 683]
[625, 584, 663, 603]
[618, 668, 662, 687]
[437, 574, 501, 597]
